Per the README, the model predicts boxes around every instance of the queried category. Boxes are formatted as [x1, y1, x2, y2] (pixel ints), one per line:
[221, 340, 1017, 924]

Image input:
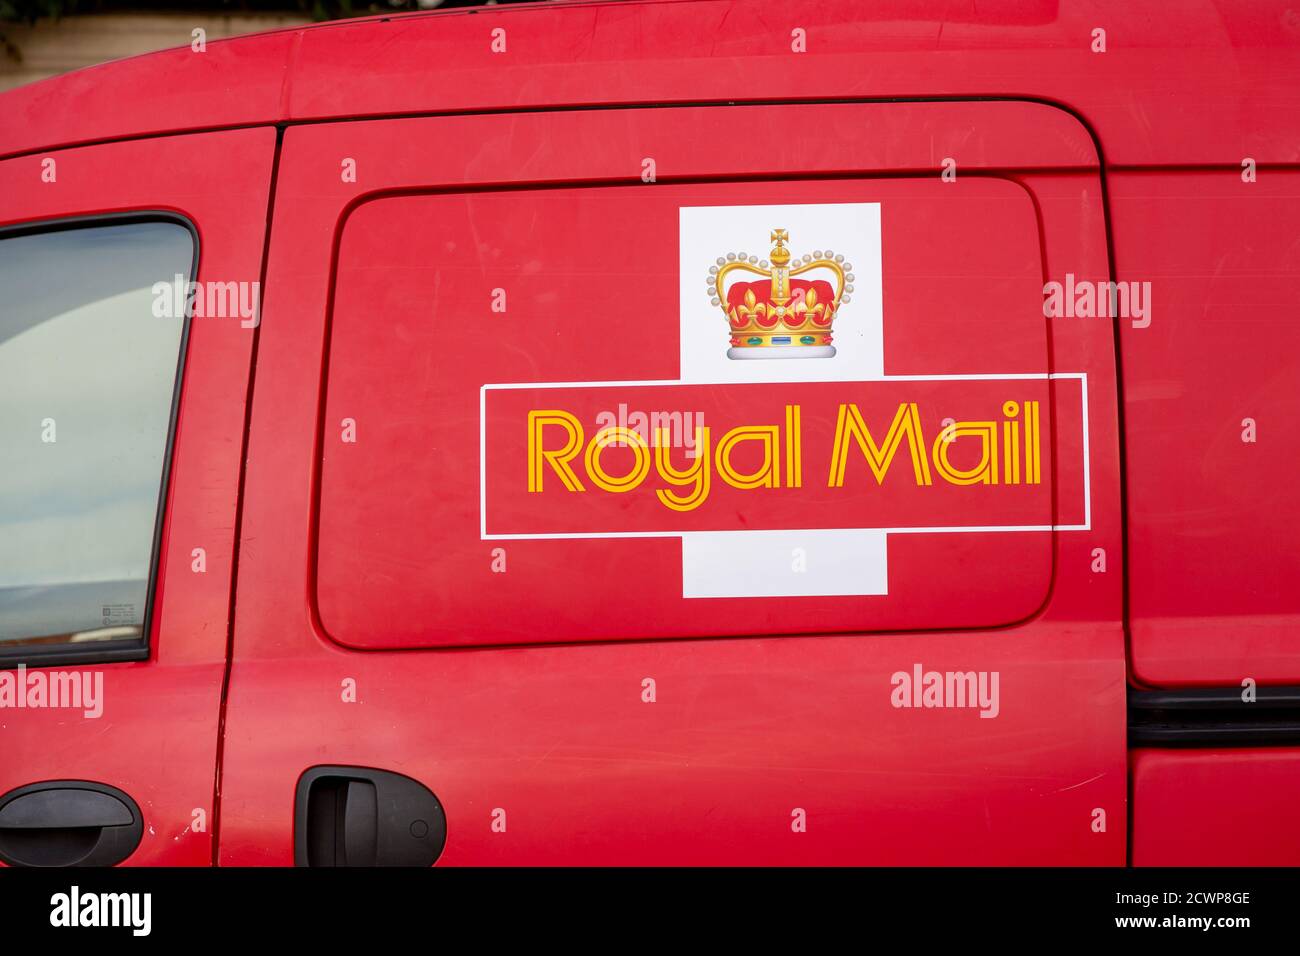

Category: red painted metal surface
[216, 102, 1126, 863]
[1113, 171, 1300, 686]
[2, 1, 1298, 166]
[1132, 749, 1300, 866]
[317, 175, 1060, 647]
[0, 129, 276, 864]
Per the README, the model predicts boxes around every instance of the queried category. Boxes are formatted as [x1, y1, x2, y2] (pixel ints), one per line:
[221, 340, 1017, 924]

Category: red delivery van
[0, 0, 1298, 867]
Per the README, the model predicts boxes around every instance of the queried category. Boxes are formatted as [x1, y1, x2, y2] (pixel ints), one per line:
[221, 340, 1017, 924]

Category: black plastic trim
[1129, 685, 1300, 747]
[0, 211, 199, 669]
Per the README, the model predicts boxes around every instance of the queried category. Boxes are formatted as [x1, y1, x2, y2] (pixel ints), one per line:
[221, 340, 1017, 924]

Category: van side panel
[1132, 749, 1300, 865]
[1113, 171, 1300, 686]
[218, 104, 1127, 865]
[0, 129, 276, 864]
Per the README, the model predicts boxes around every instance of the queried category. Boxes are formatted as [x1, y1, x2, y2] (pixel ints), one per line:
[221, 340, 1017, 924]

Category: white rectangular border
[479, 372, 1091, 539]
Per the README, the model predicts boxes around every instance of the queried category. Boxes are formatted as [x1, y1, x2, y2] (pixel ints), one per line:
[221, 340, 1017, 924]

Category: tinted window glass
[0, 221, 192, 648]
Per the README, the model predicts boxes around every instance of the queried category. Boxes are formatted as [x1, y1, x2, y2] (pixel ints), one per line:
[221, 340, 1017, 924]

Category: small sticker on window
[101, 604, 137, 627]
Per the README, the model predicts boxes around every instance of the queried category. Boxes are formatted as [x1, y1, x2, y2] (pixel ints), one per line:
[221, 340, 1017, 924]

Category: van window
[0, 220, 192, 650]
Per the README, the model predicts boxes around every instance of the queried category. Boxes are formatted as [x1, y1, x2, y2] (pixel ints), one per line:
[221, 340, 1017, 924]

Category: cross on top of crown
[769, 228, 792, 265]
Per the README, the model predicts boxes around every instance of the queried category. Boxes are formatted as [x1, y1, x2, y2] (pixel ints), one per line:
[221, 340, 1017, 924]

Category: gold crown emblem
[707, 229, 853, 359]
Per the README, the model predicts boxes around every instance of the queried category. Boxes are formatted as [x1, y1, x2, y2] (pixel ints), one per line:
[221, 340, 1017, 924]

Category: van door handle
[342, 779, 379, 866]
[0, 781, 144, 867]
[296, 766, 446, 866]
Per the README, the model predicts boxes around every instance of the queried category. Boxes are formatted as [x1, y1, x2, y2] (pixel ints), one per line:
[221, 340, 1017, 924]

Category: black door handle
[295, 766, 446, 866]
[0, 781, 144, 867]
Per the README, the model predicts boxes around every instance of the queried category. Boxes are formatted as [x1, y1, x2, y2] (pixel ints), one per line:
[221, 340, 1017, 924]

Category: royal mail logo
[480, 202, 1090, 599]
[709, 229, 851, 358]
[522, 391, 1045, 515]
[488, 378, 1073, 535]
